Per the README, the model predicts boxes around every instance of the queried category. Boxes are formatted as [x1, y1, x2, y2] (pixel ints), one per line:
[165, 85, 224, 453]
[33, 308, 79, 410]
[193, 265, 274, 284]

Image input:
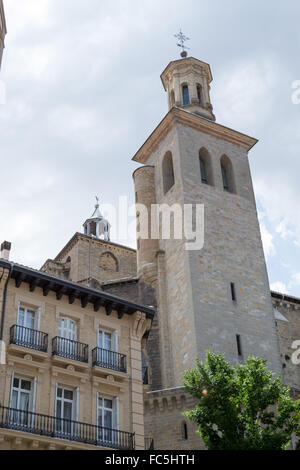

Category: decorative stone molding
[144, 387, 195, 415]
[131, 311, 152, 340]
[24, 354, 33, 362]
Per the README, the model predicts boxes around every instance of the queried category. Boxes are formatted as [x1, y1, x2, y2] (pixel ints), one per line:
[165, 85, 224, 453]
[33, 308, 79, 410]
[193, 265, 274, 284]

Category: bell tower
[133, 45, 282, 400]
[161, 56, 215, 121]
[83, 198, 111, 242]
[0, 0, 7, 70]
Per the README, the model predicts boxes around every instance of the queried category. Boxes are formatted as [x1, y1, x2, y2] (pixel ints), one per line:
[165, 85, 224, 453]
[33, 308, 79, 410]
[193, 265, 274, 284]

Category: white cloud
[270, 281, 288, 294]
[260, 223, 276, 260]
[290, 273, 300, 288]
[213, 56, 280, 132]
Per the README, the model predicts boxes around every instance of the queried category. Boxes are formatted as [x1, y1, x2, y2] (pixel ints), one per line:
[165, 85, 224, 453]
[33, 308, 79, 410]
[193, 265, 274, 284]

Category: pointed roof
[89, 203, 103, 220]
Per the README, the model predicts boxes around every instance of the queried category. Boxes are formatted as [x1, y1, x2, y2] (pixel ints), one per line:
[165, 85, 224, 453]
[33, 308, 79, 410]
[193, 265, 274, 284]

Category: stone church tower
[133, 54, 282, 448]
[0, 0, 6, 70]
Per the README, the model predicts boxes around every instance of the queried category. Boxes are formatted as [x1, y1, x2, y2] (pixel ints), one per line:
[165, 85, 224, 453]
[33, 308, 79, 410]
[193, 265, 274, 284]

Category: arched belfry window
[196, 84, 202, 105]
[170, 90, 175, 107]
[220, 155, 235, 193]
[182, 85, 190, 106]
[199, 147, 213, 186]
[162, 151, 175, 195]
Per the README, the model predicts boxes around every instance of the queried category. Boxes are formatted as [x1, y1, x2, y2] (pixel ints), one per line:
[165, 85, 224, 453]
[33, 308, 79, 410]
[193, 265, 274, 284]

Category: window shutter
[17, 303, 23, 326]
[35, 308, 41, 330]
[114, 397, 119, 430]
[9, 371, 15, 408]
[58, 318, 63, 337]
[114, 396, 120, 446]
[113, 330, 118, 353]
[96, 391, 99, 426]
[54, 383, 58, 417]
[31, 377, 37, 427]
[32, 377, 37, 413]
[75, 387, 79, 422]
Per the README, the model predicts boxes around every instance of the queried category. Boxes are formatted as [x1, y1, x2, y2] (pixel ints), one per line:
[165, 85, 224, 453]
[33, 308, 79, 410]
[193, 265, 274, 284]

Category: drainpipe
[0, 261, 14, 341]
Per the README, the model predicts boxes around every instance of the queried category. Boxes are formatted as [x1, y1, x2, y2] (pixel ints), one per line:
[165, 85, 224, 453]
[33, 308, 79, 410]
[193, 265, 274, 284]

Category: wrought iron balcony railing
[0, 406, 135, 450]
[52, 337, 88, 363]
[92, 348, 127, 373]
[10, 325, 48, 353]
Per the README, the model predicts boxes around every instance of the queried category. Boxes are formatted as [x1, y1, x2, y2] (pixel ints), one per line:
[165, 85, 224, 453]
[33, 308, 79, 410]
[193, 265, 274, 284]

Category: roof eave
[0, 259, 154, 319]
[132, 107, 258, 164]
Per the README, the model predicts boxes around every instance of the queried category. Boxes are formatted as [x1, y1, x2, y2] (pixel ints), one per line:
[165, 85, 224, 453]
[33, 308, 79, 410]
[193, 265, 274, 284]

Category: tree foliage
[183, 351, 300, 450]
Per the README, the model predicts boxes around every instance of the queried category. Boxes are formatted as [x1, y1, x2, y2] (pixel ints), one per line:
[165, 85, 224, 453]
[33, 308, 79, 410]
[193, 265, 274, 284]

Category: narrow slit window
[231, 282, 236, 302]
[236, 335, 242, 357]
[182, 422, 188, 440]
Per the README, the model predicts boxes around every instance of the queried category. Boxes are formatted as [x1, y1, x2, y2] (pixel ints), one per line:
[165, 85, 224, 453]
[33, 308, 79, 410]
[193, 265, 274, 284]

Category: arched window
[170, 90, 175, 107]
[182, 422, 188, 440]
[196, 84, 202, 105]
[182, 85, 190, 106]
[199, 147, 213, 186]
[162, 151, 175, 194]
[99, 252, 119, 272]
[220, 155, 235, 193]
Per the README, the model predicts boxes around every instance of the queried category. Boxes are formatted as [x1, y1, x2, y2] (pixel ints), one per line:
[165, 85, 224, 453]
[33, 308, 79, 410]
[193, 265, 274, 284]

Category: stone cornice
[51, 232, 136, 264]
[271, 291, 300, 308]
[160, 57, 213, 90]
[132, 107, 258, 164]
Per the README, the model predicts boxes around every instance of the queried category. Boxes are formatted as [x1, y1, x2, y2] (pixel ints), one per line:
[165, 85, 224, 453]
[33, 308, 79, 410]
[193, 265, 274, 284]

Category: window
[162, 151, 175, 195]
[221, 164, 229, 191]
[17, 305, 40, 344]
[236, 335, 242, 357]
[170, 90, 175, 107]
[182, 85, 190, 106]
[18, 306, 36, 330]
[231, 283, 236, 302]
[98, 329, 118, 367]
[58, 317, 78, 357]
[182, 421, 188, 440]
[220, 155, 235, 193]
[10, 376, 34, 426]
[59, 317, 77, 341]
[97, 395, 119, 443]
[200, 157, 207, 184]
[196, 85, 202, 104]
[199, 148, 213, 186]
[98, 330, 114, 351]
[99, 252, 118, 272]
[55, 386, 77, 435]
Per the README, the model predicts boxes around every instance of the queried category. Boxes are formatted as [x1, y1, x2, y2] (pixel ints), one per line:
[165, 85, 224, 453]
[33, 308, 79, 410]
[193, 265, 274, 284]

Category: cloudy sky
[0, 0, 300, 297]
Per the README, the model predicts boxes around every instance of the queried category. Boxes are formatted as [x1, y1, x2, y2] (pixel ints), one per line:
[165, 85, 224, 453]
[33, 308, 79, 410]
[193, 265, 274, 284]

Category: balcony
[92, 348, 127, 373]
[52, 337, 88, 363]
[0, 406, 135, 450]
[10, 325, 48, 353]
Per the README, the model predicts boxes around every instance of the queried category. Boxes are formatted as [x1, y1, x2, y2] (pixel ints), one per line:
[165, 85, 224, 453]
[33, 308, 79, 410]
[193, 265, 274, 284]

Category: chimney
[0, 241, 11, 260]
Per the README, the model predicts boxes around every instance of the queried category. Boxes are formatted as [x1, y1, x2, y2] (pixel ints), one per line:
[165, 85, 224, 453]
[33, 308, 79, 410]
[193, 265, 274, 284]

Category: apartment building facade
[0, 251, 153, 450]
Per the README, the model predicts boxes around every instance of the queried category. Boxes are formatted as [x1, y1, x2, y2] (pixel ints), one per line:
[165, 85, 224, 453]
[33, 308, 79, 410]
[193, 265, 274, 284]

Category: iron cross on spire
[174, 29, 190, 58]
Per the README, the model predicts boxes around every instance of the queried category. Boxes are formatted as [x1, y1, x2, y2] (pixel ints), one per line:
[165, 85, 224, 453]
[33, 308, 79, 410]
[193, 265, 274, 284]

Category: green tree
[183, 351, 300, 450]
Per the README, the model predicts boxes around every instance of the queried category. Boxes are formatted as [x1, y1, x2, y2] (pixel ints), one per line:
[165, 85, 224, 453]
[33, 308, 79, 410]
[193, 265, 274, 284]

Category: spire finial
[95, 195, 99, 208]
[174, 29, 190, 58]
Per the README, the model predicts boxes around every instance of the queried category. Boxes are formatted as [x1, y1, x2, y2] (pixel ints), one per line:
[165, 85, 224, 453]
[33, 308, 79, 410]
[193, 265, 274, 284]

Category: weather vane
[174, 29, 190, 57]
